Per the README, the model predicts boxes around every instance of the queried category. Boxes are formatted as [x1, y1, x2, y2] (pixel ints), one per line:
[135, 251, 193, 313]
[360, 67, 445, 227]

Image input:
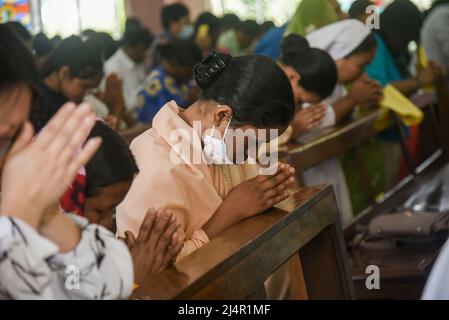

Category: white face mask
[179, 25, 194, 39]
[203, 117, 233, 165]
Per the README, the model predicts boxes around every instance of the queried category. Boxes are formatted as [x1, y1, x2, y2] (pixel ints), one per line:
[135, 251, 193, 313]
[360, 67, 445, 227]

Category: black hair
[157, 39, 202, 67]
[125, 17, 143, 31]
[235, 20, 260, 39]
[0, 24, 42, 115]
[81, 29, 97, 39]
[194, 51, 295, 128]
[194, 12, 221, 39]
[346, 32, 377, 57]
[85, 121, 138, 197]
[161, 3, 190, 31]
[122, 26, 153, 48]
[380, 0, 422, 45]
[84, 31, 118, 61]
[51, 35, 62, 47]
[221, 13, 240, 31]
[281, 34, 337, 99]
[33, 32, 54, 58]
[379, 0, 422, 75]
[40, 35, 103, 79]
[260, 21, 275, 35]
[349, 0, 374, 19]
[4, 21, 31, 43]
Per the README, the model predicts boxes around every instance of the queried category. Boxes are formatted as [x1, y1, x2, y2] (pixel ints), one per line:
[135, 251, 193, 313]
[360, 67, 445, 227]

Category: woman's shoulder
[130, 129, 182, 171]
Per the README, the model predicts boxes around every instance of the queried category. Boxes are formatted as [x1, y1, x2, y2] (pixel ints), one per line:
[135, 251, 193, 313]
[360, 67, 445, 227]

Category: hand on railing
[291, 104, 327, 139]
[224, 163, 296, 220]
[348, 74, 383, 106]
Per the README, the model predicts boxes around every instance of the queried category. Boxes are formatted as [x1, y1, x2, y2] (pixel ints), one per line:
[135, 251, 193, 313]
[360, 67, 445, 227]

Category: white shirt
[104, 48, 147, 112]
[422, 239, 449, 300]
[422, 4, 449, 68]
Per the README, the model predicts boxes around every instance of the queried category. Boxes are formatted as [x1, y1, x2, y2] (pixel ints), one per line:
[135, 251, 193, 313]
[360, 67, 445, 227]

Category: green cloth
[217, 30, 245, 57]
[285, 0, 339, 36]
[340, 139, 385, 215]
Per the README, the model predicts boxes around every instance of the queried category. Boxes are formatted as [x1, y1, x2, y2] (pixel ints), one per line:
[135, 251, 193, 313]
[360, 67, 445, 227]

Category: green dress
[285, 0, 339, 36]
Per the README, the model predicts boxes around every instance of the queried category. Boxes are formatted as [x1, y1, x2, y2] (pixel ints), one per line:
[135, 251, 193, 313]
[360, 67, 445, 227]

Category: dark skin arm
[203, 163, 296, 238]
[123, 208, 183, 284]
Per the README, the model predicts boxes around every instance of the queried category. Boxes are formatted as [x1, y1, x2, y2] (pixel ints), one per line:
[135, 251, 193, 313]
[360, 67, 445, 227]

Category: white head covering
[306, 19, 372, 60]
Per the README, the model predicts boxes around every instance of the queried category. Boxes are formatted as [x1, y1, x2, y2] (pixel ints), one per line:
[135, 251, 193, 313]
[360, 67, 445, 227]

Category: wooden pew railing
[277, 90, 446, 299]
[132, 186, 355, 300]
[282, 91, 443, 208]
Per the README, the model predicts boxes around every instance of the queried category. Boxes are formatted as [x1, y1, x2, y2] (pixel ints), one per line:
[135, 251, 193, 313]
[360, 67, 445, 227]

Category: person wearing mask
[117, 51, 297, 261]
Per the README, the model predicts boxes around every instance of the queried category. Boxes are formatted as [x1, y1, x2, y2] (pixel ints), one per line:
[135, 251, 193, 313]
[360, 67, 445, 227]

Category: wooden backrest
[283, 92, 438, 174]
[132, 186, 355, 300]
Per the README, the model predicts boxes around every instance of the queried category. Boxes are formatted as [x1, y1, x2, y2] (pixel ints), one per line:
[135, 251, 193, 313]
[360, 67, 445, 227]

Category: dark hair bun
[194, 50, 232, 89]
[282, 34, 310, 57]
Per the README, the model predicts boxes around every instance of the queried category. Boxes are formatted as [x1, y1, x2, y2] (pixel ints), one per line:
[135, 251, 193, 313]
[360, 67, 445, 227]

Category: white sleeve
[0, 215, 134, 300]
[422, 239, 449, 300]
[0, 216, 59, 299]
[47, 215, 134, 300]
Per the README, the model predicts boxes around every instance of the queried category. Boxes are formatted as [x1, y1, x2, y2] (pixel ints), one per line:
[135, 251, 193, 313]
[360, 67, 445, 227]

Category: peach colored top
[116, 101, 258, 260]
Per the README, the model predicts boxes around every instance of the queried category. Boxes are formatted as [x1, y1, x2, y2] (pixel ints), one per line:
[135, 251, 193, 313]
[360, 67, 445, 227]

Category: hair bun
[282, 34, 310, 57]
[194, 50, 231, 89]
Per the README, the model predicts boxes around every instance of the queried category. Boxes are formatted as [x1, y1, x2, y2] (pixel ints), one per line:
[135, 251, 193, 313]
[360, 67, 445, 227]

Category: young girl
[135, 40, 203, 124]
[61, 121, 183, 283]
[303, 19, 383, 223]
[278, 34, 338, 140]
[117, 51, 297, 261]
[33, 36, 104, 131]
[0, 25, 130, 299]
[0, 25, 177, 299]
[192, 12, 221, 54]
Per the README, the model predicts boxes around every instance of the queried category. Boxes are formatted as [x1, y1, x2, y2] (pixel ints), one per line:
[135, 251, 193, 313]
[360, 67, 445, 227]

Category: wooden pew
[132, 186, 355, 300]
[283, 91, 439, 182]
[281, 92, 446, 299]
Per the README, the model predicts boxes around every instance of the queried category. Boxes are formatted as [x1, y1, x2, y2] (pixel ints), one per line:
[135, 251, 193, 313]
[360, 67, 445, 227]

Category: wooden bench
[281, 91, 447, 299]
[132, 186, 355, 300]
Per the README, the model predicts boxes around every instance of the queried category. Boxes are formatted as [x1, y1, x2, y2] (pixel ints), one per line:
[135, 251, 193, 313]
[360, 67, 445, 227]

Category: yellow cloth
[374, 85, 424, 131]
